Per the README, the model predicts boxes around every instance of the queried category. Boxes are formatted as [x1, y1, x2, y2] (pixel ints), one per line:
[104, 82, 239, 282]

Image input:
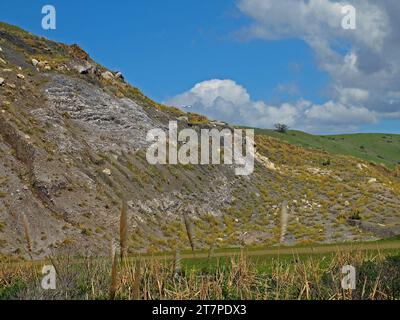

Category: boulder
[115, 71, 124, 80]
[210, 120, 227, 126]
[0, 58, 7, 65]
[255, 152, 277, 171]
[101, 71, 115, 81]
[356, 163, 367, 170]
[78, 66, 91, 74]
[31, 59, 39, 66]
[177, 116, 189, 122]
[0, 77, 4, 86]
[37, 61, 49, 69]
[56, 64, 69, 72]
[368, 178, 377, 184]
[17, 74, 25, 79]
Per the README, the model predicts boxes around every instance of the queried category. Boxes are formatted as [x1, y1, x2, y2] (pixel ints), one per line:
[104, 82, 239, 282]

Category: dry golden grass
[1, 249, 399, 300]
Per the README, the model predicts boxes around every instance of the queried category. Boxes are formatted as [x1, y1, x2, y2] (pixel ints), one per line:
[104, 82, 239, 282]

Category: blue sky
[1, 0, 399, 134]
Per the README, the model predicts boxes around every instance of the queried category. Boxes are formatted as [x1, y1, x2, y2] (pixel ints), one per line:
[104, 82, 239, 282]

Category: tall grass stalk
[109, 252, 118, 300]
[182, 209, 195, 252]
[119, 200, 128, 263]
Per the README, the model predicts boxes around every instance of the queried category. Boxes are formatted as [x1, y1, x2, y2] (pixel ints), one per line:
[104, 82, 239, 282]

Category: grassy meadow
[252, 129, 400, 170]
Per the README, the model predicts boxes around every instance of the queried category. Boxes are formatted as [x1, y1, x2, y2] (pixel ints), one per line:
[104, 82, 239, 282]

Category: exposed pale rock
[17, 74, 25, 79]
[255, 152, 276, 171]
[101, 71, 114, 81]
[115, 71, 124, 80]
[37, 61, 49, 69]
[307, 167, 332, 176]
[102, 168, 111, 175]
[31, 59, 39, 66]
[357, 163, 367, 170]
[0, 77, 4, 85]
[56, 64, 69, 72]
[210, 120, 227, 126]
[177, 116, 189, 122]
[78, 66, 91, 74]
[0, 58, 6, 65]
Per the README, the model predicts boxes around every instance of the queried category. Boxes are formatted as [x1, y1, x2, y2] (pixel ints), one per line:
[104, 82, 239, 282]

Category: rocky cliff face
[1, 23, 400, 259]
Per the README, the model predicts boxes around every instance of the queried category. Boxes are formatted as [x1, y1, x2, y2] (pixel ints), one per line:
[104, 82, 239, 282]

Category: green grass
[252, 129, 400, 169]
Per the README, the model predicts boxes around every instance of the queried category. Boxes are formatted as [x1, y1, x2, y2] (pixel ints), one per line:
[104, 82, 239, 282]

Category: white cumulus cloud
[237, 0, 400, 121]
[166, 79, 377, 133]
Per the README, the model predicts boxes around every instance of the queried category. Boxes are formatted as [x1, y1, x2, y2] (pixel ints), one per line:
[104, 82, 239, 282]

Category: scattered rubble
[307, 167, 332, 176]
[34, 60, 52, 71]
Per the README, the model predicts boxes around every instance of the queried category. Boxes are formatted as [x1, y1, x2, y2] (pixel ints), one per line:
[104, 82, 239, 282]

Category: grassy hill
[1, 21, 400, 259]
[253, 129, 400, 169]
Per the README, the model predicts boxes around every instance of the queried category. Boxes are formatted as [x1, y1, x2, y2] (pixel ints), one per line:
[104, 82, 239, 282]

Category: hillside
[1, 22, 400, 260]
[253, 128, 400, 170]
